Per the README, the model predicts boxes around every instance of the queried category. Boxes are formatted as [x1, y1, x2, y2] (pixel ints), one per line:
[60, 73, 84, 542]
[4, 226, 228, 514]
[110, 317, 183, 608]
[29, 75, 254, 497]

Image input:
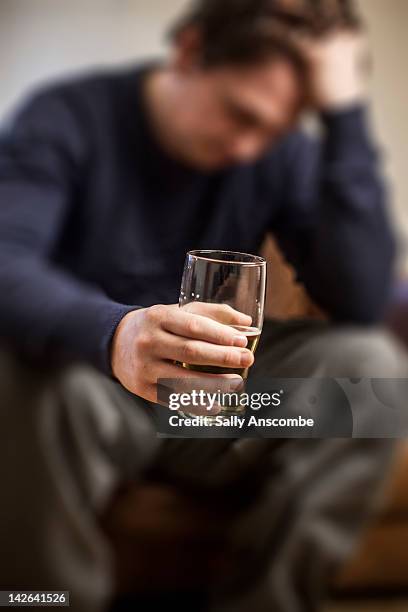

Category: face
[168, 57, 305, 170]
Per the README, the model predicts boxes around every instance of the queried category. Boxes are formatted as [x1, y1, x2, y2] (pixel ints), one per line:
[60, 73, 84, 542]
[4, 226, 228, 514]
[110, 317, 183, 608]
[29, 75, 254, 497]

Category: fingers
[159, 362, 244, 385]
[157, 363, 245, 414]
[182, 302, 252, 326]
[157, 392, 221, 416]
[161, 308, 251, 348]
[157, 330, 254, 370]
[137, 368, 244, 413]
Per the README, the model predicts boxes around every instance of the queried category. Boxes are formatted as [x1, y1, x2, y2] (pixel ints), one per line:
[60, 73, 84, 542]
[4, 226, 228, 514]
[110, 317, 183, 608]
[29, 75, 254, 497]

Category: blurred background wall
[0, 0, 407, 272]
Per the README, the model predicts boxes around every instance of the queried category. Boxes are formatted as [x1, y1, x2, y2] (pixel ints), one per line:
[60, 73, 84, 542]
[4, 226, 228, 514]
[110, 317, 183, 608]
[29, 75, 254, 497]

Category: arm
[0, 87, 254, 397]
[271, 107, 395, 323]
[0, 88, 137, 374]
[270, 31, 396, 323]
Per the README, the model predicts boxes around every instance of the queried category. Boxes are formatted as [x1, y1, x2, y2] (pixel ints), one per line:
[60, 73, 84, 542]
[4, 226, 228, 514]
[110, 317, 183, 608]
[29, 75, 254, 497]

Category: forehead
[209, 59, 303, 121]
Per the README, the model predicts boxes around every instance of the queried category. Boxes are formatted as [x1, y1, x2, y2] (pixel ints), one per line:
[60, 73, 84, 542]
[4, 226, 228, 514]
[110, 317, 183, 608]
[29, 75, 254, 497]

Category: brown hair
[169, 0, 361, 70]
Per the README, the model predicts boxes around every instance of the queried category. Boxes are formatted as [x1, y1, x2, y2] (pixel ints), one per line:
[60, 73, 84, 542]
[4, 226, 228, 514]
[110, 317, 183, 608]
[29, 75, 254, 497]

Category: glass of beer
[179, 250, 266, 416]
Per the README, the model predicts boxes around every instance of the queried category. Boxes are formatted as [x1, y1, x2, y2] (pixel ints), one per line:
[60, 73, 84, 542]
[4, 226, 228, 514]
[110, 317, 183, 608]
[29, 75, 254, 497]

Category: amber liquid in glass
[182, 325, 261, 379]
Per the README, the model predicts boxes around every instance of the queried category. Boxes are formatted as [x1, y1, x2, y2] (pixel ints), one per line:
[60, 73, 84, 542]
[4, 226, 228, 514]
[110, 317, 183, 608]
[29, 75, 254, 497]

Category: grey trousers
[0, 319, 406, 612]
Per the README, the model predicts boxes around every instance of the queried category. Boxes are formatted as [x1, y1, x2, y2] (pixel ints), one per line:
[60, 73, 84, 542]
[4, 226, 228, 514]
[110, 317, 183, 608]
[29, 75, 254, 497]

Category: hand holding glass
[178, 250, 267, 415]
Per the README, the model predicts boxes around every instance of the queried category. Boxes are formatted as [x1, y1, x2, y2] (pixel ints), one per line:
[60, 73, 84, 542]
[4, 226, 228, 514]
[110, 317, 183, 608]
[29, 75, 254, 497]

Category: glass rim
[187, 250, 266, 266]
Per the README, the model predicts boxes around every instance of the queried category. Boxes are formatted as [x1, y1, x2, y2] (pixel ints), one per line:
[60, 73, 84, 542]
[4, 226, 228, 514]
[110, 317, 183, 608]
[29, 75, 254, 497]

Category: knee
[0, 352, 120, 440]
[0, 352, 102, 429]
[55, 363, 115, 426]
[54, 363, 154, 447]
[56, 363, 158, 463]
[317, 327, 407, 377]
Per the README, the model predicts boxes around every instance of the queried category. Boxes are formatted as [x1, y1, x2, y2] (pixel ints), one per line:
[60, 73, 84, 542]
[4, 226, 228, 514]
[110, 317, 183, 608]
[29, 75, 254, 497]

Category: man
[0, 0, 406, 611]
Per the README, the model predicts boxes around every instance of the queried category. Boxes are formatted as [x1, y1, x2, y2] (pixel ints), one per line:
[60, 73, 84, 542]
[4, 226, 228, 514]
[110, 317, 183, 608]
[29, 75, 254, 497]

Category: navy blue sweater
[0, 64, 395, 375]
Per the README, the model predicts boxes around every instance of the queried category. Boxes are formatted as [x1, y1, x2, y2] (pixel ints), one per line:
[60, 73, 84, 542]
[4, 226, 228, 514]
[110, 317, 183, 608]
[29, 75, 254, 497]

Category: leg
[254, 318, 408, 378]
[205, 320, 405, 612]
[0, 350, 159, 612]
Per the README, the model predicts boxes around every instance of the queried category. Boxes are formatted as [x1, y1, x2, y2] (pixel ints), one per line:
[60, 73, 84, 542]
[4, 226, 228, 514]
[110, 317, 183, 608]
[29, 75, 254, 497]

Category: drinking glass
[178, 250, 267, 416]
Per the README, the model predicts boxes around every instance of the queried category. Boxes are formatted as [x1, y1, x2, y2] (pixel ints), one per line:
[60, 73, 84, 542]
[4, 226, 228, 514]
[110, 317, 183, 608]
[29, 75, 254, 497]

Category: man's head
[147, 0, 360, 170]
